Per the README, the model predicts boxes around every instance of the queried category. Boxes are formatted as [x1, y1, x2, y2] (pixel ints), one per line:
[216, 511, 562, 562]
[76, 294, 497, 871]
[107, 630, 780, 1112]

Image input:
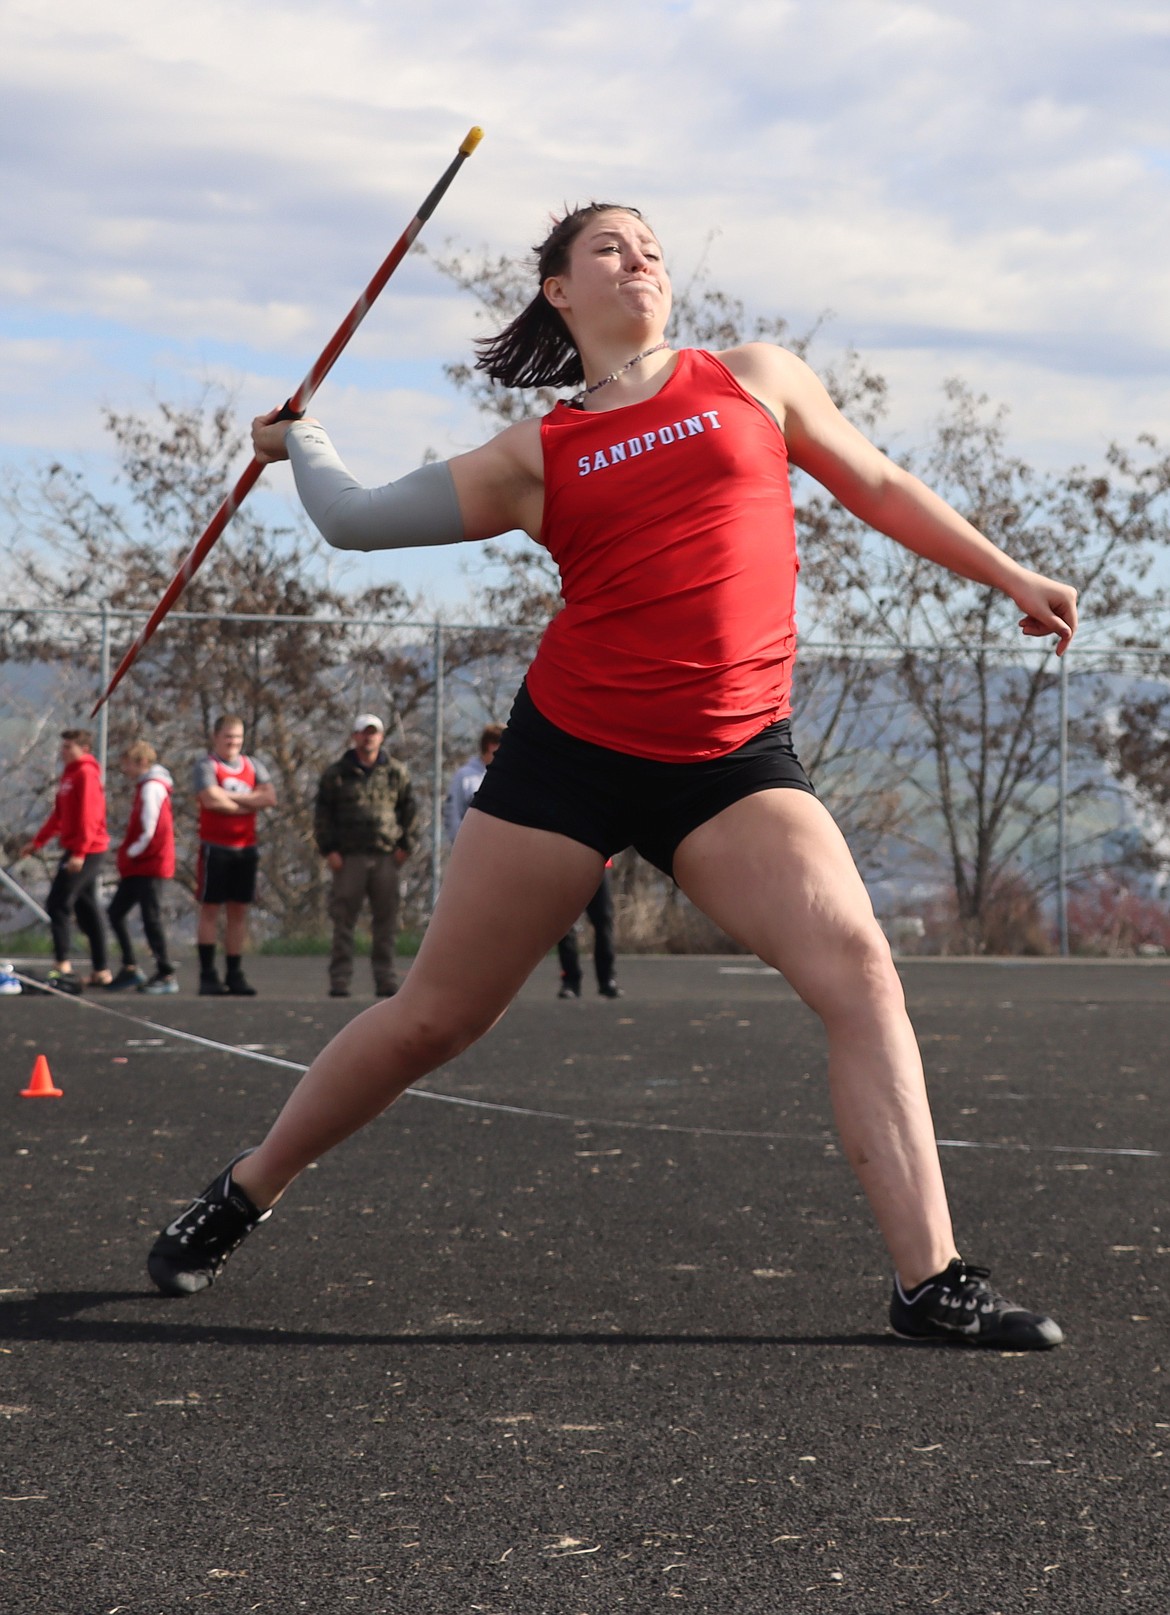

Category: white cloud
[2, 0, 1168, 599]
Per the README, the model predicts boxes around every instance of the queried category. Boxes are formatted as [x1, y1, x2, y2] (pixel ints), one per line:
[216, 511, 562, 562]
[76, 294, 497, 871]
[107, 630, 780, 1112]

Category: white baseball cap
[353, 713, 385, 733]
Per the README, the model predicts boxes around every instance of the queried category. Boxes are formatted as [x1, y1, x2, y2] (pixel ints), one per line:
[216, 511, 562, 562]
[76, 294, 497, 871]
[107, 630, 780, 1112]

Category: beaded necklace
[569, 341, 671, 409]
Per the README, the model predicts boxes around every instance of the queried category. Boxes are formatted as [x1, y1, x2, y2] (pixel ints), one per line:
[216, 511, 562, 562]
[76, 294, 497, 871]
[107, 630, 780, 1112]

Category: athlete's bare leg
[196, 904, 220, 947]
[233, 810, 604, 1210]
[224, 902, 248, 956]
[195, 903, 248, 953]
[672, 789, 958, 1290]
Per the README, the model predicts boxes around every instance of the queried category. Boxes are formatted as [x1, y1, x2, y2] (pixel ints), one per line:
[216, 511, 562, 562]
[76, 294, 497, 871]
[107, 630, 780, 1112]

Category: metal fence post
[97, 603, 111, 780]
[1057, 650, 1070, 956]
[430, 621, 445, 915]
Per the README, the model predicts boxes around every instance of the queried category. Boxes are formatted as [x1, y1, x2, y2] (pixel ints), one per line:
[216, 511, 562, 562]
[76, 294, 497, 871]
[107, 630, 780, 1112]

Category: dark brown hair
[479, 723, 505, 755]
[60, 728, 93, 749]
[474, 203, 646, 389]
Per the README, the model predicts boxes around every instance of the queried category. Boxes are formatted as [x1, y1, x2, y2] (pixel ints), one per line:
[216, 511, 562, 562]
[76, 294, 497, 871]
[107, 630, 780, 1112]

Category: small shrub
[1068, 877, 1170, 956]
[919, 873, 1054, 956]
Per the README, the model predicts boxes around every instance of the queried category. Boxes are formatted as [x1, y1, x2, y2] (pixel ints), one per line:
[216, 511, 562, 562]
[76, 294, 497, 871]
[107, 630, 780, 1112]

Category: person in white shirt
[443, 724, 504, 844]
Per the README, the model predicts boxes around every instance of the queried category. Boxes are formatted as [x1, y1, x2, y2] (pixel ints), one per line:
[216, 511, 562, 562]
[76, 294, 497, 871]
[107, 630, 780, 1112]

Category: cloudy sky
[3, 0, 1168, 609]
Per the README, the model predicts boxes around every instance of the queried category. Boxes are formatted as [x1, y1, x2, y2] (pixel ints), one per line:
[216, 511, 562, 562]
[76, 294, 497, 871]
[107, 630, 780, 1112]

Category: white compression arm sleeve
[286, 423, 466, 551]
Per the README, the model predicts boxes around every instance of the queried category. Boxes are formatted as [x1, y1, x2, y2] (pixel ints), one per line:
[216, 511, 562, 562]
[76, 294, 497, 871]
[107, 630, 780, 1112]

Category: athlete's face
[545, 211, 671, 335]
[215, 724, 245, 763]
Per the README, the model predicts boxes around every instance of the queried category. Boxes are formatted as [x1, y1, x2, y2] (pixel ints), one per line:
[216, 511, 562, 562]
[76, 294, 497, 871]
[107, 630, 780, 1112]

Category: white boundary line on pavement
[11, 971, 1162, 1160]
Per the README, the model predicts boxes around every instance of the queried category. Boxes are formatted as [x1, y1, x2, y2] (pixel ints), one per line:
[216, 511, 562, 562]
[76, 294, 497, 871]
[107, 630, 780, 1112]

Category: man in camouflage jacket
[314, 714, 417, 997]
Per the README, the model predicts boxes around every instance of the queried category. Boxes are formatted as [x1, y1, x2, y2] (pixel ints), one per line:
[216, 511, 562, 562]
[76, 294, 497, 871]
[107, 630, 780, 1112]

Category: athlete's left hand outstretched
[1009, 568, 1078, 655]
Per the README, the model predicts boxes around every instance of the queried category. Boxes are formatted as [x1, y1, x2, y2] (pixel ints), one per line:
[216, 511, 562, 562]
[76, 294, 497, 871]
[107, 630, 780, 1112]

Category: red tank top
[526, 348, 798, 761]
[198, 753, 260, 848]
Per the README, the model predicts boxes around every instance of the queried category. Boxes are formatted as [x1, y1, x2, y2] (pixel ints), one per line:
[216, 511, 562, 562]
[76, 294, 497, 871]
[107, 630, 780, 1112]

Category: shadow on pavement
[0, 1290, 897, 1351]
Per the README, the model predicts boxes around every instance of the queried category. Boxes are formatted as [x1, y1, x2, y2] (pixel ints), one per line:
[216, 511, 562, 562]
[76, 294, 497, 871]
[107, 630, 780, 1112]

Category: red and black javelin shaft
[93, 125, 484, 714]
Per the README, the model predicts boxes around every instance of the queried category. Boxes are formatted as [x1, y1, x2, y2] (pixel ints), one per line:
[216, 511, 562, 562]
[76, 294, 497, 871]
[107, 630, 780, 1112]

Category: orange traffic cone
[21, 1054, 63, 1098]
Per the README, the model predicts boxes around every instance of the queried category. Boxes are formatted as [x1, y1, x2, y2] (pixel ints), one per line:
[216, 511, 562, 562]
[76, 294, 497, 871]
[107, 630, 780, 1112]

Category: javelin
[92, 125, 484, 715]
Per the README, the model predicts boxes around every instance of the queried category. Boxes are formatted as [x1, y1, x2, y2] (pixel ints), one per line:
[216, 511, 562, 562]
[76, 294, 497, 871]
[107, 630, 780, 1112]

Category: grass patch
[0, 927, 54, 956]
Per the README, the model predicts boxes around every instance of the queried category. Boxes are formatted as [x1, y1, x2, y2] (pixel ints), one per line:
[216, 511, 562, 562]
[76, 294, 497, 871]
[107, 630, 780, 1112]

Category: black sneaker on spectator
[557, 983, 581, 999]
[890, 1258, 1063, 1349]
[599, 981, 624, 999]
[147, 1151, 272, 1296]
[226, 971, 257, 997]
[199, 973, 228, 996]
[108, 965, 147, 991]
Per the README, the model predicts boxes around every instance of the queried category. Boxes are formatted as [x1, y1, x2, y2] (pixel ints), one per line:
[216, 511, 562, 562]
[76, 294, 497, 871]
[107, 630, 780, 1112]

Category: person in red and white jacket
[19, 727, 111, 987]
[106, 740, 178, 994]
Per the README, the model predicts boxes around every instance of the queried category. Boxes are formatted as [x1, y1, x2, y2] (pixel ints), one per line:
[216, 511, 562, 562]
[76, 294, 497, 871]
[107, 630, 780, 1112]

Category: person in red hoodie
[106, 740, 178, 995]
[19, 728, 111, 989]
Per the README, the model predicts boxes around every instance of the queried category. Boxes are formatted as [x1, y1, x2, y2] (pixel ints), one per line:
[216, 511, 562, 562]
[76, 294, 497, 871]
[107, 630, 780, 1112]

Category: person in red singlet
[149, 205, 1078, 1349]
[193, 714, 276, 997]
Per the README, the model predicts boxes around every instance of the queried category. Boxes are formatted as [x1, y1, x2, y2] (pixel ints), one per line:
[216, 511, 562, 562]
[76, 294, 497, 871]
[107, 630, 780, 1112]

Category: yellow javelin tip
[460, 126, 485, 156]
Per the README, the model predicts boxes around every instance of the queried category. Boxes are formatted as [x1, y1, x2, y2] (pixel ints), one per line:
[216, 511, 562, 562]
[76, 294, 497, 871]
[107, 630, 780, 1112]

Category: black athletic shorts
[471, 682, 815, 877]
[197, 842, 260, 906]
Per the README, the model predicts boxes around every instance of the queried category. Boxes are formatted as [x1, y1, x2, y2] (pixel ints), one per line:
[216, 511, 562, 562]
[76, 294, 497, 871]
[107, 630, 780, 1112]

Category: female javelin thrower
[149, 204, 1077, 1347]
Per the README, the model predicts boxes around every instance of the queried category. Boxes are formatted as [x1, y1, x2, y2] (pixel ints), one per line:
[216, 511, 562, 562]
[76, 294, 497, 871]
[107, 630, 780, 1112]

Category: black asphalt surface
[2, 956, 1167, 1613]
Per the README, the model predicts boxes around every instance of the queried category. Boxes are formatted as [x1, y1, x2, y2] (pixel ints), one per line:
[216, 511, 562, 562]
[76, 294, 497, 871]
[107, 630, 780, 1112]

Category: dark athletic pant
[107, 875, 173, 976]
[46, 852, 108, 971]
[558, 871, 616, 992]
[329, 853, 401, 992]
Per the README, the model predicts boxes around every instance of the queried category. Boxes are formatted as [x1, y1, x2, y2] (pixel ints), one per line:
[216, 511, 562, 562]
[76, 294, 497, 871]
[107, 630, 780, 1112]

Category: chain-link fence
[2, 605, 1168, 956]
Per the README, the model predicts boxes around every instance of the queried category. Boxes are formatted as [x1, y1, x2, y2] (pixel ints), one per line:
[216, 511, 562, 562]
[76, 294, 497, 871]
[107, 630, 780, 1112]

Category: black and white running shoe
[108, 965, 147, 991]
[890, 1258, 1064, 1349]
[147, 1152, 271, 1296]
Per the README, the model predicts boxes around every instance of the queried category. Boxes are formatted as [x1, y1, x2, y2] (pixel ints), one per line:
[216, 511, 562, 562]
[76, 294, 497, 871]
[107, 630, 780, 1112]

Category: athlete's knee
[392, 989, 506, 1069]
[805, 921, 903, 1022]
